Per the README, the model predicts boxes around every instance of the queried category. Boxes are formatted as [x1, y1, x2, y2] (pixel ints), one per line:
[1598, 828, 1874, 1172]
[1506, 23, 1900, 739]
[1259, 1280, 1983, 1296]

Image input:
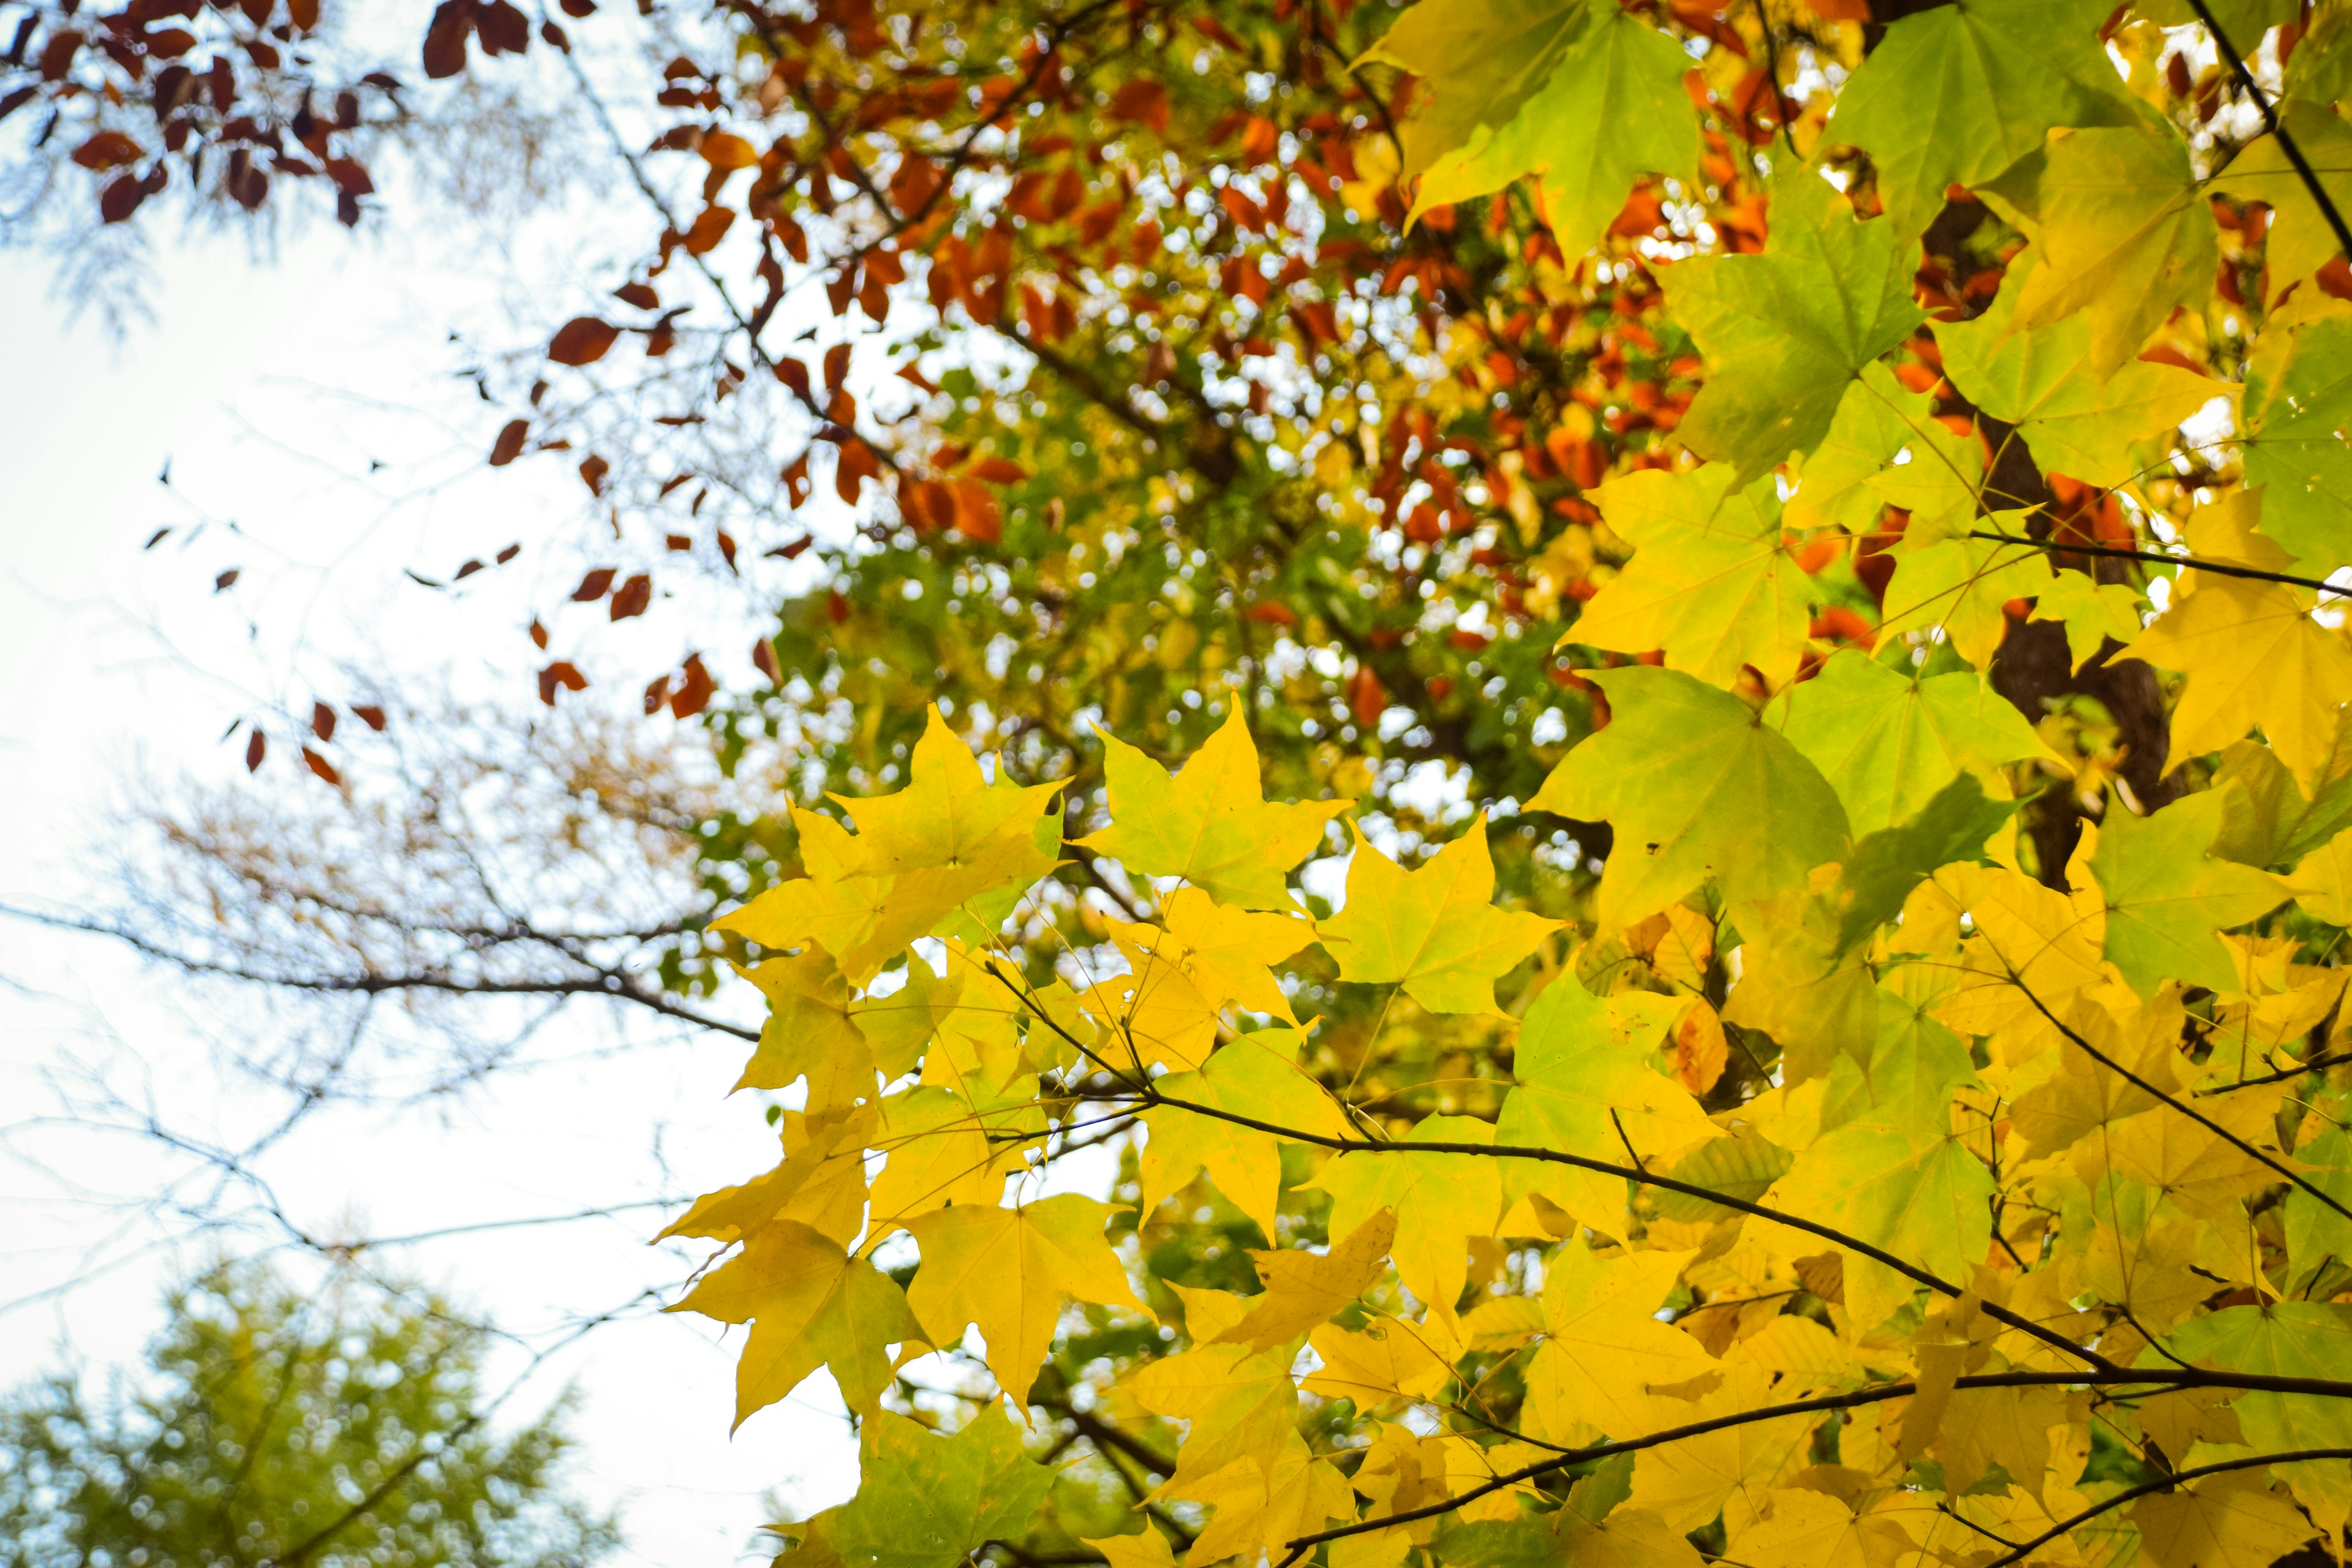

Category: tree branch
[1979, 1446, 2352, 1568]
[1967, 530, 2347, 599]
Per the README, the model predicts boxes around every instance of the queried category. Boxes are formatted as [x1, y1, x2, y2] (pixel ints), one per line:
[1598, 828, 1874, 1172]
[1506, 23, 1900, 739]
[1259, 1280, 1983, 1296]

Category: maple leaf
[1400, 0, 1699, 262]
[1496, 970, 1720, 1239]
[1303, 1317, 1454, 1406]
[1572, 464, 1815, 688]
[1079, 709, 1349, 910]
[660, 1101, 875, 1248]
[1937, 258, 2220, 489]
[1139, 1027, 1351, 1242]
[1993, 125, 2218, 375]
[793, 1405, 1057, 1568]
[1306, 1114, 1501, 1329]
[1667, 170, 1926, 483]
[1627, 1363, 1817, 1532]
[2122, 571, 2352, 789]
[1319, 815, 1561, 1014]
[672, 1218, 924, 1424]
[1774, 649, 2050, 837]
[1823, 0, 2140, 241]
[1166, 1434, 1357, 1568]
[2242, 300, 2352, 571]
[2130, 1469, 2321, 1568]
[1356, 0, 1589, 186]
[1786, 364, 1932, 535]
[2089, 792, 2288, 997]
[1531, 666, 1849, 930]
[733, 948, 872, 1104]
[1129, 1318, 1296, 1487]
[1523, 1240, 1716, 1440]
[903, 1195, 1148, 1406]
[1877, 532, 2054, 670]
[1216, 1208, 1398, 1352]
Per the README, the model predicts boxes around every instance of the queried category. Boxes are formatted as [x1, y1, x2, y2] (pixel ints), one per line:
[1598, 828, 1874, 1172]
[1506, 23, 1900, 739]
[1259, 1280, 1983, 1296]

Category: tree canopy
[17, 0, 2352, 1566]
[0, 1261, 616, 1568]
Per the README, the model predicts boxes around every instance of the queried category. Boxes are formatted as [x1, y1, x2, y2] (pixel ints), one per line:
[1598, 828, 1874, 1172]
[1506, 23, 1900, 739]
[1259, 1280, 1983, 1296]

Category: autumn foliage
[22, 0, 2352, 1564]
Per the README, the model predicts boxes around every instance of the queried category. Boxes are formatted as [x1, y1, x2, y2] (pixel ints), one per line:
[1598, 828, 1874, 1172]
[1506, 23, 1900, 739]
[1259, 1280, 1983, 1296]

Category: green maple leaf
[2089, 792, 2288, 997]
[1667, 170, 1926, 483]
[1992, 125, 2218, 375]
[798, 1404, 1058, 1568]
[1825, 0, 2145, 239]
[1495, 970, 1720, 1240]
[1786, 364, 1929, 535]
[1356, 0, 1588, 187]
[1530, 666, 1849, 930]
[1402, 0, 1699, 261]
[1877, 530, 2054, 669]
[2244, 301, 2352, 571]
[1937, 258, 2220, 489]
[1774, 649, 2050, 837]
[2167, 1304, 2352, 1517]
[2030, 568, 2152, 670]
[1824, 0, 2141, 241]
[1319, 815, 1562, 1014]
[1573, 464, 1815, 687]
[1833, 772, 2018, 953]
[1306, 1113, 1499, 1329]
[1079, 709, 1349, 910]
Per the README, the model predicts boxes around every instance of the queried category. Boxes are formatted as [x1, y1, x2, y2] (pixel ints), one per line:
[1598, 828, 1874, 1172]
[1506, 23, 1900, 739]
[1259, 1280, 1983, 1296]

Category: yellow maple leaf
[2132, 1470, 2319, 1568]
[733, 948, 873, 1107]
[1079, 710, 1350, 910]
[903, 1194, 1148, 1406]
[1302, 1316, 1454, 1406]
[671, 1218, 924, 1425]
[1216, 1208, 1397, 1352]
[1319, 816, 1562, 1015]
[1167, 1434, 1356, 1568]
[2125, 573, 2352, 789]
[1525, 1241, 1717, 1441]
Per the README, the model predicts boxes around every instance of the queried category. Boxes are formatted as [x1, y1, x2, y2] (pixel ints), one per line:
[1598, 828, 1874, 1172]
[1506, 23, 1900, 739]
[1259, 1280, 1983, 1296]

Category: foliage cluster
[19, 0, 2352, 1566]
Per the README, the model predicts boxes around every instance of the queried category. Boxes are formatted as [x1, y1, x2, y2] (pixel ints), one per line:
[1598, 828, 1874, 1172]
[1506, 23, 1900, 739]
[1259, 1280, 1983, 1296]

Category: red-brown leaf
[72, 131, 144, 171]
[537, 660, 588, 706]
[669, 653, 715, 718]
[302, 747, 343, 785]
[353, 705, 388, 731]
[548, 317, 620, 366]
[312, 702, 337, 742]
[571, 567, 617, 601]
[608, 572, 652, 620]
[752, 636, 781, 683]
[488, 418, 529, 466]
[245, 729, 266, 771]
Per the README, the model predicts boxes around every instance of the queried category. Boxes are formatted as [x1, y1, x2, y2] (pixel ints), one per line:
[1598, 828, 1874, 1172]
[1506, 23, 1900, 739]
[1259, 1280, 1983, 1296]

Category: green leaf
[1531, 666, 1849, 930]
[1573, 464, 1814, 687]
[2029, 568, 2152, 671]
[1357, 0, 1588, 186]
[1651, 1125, 1795, 1223]
[1833, 772, 2018, 954]
[2166, 1304, 2352, 1517]
[1774, 649, 2049, 837]
[1995, 125, 2218, 375]
[1406, 0, 1700, 261]
[1667, 172, 1926, 483]
[1496, 970, 1721, 1238]
[1785, 364, 1931, 535]
[2089, 791, 2289, 997]
[1825, 0, 2142, 241]
[1936, 257, 2220, 488]
[810, 1405, 1058, 1568]
[2212, 730, 2352, 869]
[2244, 300, 2352, 571]
[1877, 531, 2054, 669]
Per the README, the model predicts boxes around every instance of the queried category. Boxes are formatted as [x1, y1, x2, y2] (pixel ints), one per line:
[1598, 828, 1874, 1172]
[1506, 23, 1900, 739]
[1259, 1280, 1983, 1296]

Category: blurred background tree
[0, 1261, 617, 1568]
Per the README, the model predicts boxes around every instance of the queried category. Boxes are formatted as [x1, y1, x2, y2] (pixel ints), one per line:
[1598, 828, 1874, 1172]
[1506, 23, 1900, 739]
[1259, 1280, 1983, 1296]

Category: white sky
[0, 209, 865, 1559]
